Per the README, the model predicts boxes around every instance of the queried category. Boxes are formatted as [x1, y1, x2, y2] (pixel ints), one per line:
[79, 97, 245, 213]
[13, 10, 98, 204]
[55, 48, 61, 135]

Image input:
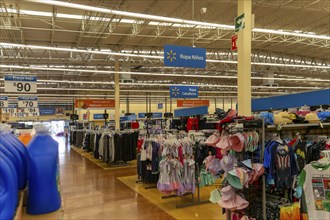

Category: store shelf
[267, 123, 330, 129]
[205, 121, 220, 124]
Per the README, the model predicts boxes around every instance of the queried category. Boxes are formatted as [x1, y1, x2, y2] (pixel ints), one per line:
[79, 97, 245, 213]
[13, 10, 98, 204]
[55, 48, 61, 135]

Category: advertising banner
[39, 108, 56, 115]
[75, 99, 115, 109]
[177, 100, 209, 107]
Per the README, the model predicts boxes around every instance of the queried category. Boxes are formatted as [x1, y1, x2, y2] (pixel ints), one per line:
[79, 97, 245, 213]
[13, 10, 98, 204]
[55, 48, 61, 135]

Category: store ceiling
[0, 0, 329, 104]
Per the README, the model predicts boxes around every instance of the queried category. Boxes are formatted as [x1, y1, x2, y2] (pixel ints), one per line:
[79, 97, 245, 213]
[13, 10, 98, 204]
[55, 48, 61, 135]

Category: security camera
[200, 7, 207, 14]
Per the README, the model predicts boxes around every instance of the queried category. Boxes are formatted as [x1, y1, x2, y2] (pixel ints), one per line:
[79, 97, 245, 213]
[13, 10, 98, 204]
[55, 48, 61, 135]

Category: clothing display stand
[108, 161, 130, 167]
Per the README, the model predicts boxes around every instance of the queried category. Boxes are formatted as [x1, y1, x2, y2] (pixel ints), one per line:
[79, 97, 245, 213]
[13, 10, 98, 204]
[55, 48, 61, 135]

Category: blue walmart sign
[170, 86, 198, 98]
[164, 45, 206, 68]
[39, 108, 55, 115]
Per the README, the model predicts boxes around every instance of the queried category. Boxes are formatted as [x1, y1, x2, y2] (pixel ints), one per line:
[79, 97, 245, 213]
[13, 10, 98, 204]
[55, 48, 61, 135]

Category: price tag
[0, 97, 9, 108]
[22, 108, 40, 116]
[29, 111, 40, 117]
[18, 97, 38, 108]
[16, 112, 27, 118]
[4, 75, 37, 93]
[2, 108, 17, 114]
[22, 107, 39, 113]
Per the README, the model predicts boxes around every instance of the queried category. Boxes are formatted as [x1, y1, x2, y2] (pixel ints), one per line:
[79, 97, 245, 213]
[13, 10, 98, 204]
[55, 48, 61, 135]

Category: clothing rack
[71, 128, 139, 168]
[220, 118, 266, 220]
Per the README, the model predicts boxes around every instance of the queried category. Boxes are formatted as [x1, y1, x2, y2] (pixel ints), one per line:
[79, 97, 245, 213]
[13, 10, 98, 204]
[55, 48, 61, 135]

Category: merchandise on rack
[0, 124, 28, 190]
[296, 156, 330, 220]
[157, 135, 196, 196]
[71, 129, 139, 164]
[264, 123, 330, 220]
[26, 124, 61, 215]
[205, 117, 266, 220]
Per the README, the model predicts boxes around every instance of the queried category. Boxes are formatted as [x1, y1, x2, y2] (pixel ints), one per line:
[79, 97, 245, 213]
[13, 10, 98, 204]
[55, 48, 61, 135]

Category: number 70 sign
[18, 97, 38, 108]
[4, 75, 37, 93]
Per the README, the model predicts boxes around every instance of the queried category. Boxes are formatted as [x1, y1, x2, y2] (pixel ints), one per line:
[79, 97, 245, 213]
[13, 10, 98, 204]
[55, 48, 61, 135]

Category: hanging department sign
[170, 86, 198, 98]
[0, 96, 9, 108]
[75, 99, 115, 109]
[235, 13, 245, 32]
[177, 100, 209, 107]
[18, 97, 38, 108]
[4, 75, 37, 93]
[164, 45, 206, 68]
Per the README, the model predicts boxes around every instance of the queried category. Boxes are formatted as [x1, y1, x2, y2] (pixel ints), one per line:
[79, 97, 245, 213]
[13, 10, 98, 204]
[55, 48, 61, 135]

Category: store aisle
[55, 137, 174, 220]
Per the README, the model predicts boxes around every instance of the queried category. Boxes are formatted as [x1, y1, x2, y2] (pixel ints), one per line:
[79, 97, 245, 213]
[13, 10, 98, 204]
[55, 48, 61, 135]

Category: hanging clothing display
[72, 130, 139, 164]
[297, 160, 330, 220]
[288, 138, 307, 173]
[157, 137, 196, 196]
[264, 140, 298, 188]
[306, 141, 327, 164]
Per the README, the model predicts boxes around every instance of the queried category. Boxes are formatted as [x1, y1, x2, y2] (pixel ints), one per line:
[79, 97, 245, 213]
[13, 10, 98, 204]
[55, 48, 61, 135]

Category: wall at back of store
[76, 101, 235, 122]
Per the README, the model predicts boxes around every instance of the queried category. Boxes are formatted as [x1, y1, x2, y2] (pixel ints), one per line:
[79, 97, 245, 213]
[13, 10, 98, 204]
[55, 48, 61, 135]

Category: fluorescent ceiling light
[1, 43, 329, 69]
[1, 65, 329, 83]
[0, 90, 238, 99]
[24, 0, 330, 40]
[0, 79, 320, 90]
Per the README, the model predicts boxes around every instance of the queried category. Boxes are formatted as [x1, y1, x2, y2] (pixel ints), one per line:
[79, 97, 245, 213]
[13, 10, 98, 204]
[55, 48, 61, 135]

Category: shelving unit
[267, 123, 330, 129]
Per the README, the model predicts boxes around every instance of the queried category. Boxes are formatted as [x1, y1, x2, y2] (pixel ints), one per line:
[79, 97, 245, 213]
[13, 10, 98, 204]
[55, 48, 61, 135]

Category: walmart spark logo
[171, 87, 180, 97]
[166, 49, 176, 62]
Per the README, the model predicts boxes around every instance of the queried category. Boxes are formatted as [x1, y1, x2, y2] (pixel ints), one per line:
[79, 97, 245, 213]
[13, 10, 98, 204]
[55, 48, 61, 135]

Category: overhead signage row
[1, 107, 39, 117]
[164, 45, 206, 68]
[75, 99, 115, 109]
[170, 86, 198, 98]
[4, 75, 37, 93]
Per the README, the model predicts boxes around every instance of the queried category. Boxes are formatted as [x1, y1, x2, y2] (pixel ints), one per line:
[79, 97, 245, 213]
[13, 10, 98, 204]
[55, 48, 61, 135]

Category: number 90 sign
[4, 75, 37, 93]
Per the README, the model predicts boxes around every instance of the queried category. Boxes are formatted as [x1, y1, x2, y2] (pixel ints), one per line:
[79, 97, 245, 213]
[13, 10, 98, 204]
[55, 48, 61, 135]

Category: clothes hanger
[272, 133, 283, 144]
[295, 132, 301, 141]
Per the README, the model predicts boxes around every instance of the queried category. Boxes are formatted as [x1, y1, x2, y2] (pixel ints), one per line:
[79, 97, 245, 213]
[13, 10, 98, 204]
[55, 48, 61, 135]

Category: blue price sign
[4, 75, 37, 93]
[169, 86, 198, 98]
[39, 108, 55, 115]
[93, 114, 104, 120]
[164, 45, 206, 68]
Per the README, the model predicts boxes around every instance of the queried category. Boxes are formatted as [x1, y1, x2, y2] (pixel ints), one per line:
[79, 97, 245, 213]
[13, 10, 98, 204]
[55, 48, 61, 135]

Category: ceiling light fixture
[25, 0, 330, 40]
[1, 64, 329, 83]
[1, 43, 329, 69]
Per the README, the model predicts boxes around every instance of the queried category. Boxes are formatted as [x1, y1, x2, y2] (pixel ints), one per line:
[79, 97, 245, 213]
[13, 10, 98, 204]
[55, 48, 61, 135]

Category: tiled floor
[23, 137, 174, 220]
